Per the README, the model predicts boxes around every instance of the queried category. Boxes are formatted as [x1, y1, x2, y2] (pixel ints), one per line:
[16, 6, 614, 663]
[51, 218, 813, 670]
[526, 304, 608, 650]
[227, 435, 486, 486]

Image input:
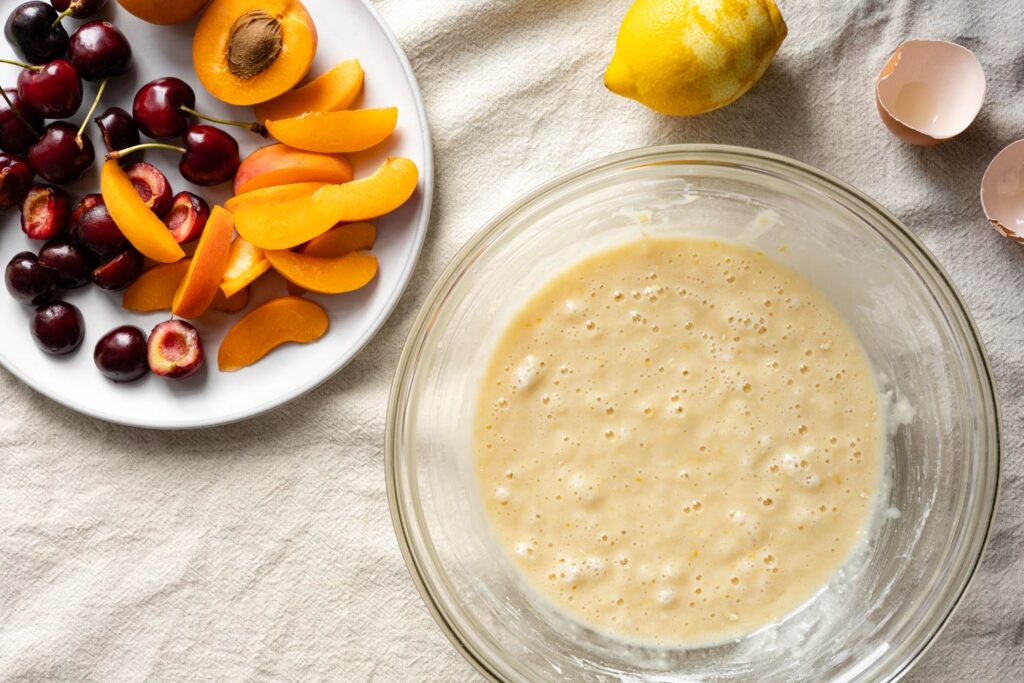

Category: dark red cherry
[94, 106, 139, 163]
[51, 0, 107, 22]
[20, 183, 70, 240]
[180, 125, 239, 186]
[68, 21, 131, 82]
[30, 300, 84, 355]
[91, 248, 142, 290]
[4, 2, 69, 65]
[5, 251, 55, 304]
[37, 237, 95, 288]
[132, 76, 267, 139]
[0, 88, 43, 154]
[28, 121, 94, 184]
[15, 58, 82, 118]
[94, 324, 148, 383]
[69, 193, 127, 257]
[0, 152, 34, 207]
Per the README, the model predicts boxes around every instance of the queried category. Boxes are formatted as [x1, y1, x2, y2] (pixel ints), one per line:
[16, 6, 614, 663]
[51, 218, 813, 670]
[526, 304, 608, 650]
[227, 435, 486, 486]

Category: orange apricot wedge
[220, 235, 270, 298]
[266, 107, 397, 153]
[211, 287, 250, 314]
[218, 296, 329, 372]
[116, 0, 206, 24]
[193, 0, 317, 106]
[224, 181, 324, 213]
[254, 58, 364, 123]
[234, 157, 418, 250]
[265, 249, 378, 295]
[287, 222, 376, 295]
[122, 260, 190, 312]
[100, 160, 185, 263]
[233, 144, 352, 195]
[172, 206, 235, 319]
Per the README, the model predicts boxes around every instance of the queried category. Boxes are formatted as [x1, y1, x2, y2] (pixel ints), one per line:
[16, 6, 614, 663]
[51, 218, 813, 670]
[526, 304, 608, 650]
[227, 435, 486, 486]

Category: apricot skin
[218, 296, 328, 372]
[172, 206, 235, 319]
[225, 182, 324, 213]
[117, 0, 208, 24]
[234, 157, 418, 250]
[254, 59, 364, 123]
[193, 0, 317, 106]
[233, 144, 352, 195]
[266, 107, 397, 153]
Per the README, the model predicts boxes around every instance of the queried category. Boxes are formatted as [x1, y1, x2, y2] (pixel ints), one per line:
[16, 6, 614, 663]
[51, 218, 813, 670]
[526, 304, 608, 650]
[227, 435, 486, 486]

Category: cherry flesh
[4, 2, 68, 65]
[51, 0, 108, 22]
[31, 300, 84, 355]
[28, 121, 94, 183]
[5, 251, 55, 304]
[94, 106, 139, 163]
[0, 152, 35, 208]
[148, 319, 204, 379]
[94, 324, 148, 383]
[91, 248, 142, 290]
[15, 58, 82, 118]
[0, 88, 43, 154]
[125, 161, 172, 216]
[21, 183, 70, 240]
[133, 76, 267, 139]
[70, 193, 127, 257]
[164, 191, 209, 243]
[37, 237, 95, 288]
[68, 21, 131, 81]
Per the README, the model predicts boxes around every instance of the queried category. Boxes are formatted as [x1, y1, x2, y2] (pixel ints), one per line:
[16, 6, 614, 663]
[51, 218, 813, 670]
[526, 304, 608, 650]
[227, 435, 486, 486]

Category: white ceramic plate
[0, 0, 433, 428]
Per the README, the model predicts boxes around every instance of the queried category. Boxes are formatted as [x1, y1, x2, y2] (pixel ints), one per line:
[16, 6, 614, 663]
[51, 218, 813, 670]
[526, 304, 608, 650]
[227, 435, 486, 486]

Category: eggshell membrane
[876, 40, 985, 145]
[980, 139, 1024, 244]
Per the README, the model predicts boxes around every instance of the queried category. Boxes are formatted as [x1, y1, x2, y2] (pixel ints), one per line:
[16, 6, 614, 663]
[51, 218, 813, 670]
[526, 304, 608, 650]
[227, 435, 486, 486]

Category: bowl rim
[385, 143, 1001, 682]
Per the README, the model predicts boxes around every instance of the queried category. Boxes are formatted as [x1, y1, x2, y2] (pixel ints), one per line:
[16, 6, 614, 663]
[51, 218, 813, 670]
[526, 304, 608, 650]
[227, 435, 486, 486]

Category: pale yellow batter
[475, 237, 883, 646]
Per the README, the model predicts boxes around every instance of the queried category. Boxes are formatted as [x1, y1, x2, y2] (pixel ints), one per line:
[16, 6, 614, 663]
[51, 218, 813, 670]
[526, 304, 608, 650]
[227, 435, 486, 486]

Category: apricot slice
[193, 0, 317, 106]
[220, 235, 270, 298]
[254, 59, 363, 123]
[100, 160, 185, 264]
[225, 181, 324, 213]
[116, 0, 207, 24]
[234, 157, 418, 250]
[265, 248, 378, 295]
[211, 287, 250, 313]
[266, 108, 397, 153]
[233, 144, 352, 195]
[287, 222, 376, 296]
[172, 206, 235, 319]
[218, 296, 328, 372]
[122, 260, 190, 312]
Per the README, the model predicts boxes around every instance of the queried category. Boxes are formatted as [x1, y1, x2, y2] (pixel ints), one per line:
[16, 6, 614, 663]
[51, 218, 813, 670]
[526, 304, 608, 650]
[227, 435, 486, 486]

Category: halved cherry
[125, 161, 172, 216]
[91, 248, 143, 290]
[147, 319, 204, 379]
[20, 183, 70, 240]
[163, 191, 209, 243]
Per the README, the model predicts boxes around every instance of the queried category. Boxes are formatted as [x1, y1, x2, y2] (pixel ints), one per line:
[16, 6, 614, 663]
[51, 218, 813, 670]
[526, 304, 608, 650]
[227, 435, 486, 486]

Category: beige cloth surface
[2, 0, 1022, 680]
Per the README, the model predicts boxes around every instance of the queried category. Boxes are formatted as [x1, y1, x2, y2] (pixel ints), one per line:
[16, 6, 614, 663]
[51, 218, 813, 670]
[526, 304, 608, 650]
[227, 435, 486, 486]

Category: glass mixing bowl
[386, 145, 1000, 681]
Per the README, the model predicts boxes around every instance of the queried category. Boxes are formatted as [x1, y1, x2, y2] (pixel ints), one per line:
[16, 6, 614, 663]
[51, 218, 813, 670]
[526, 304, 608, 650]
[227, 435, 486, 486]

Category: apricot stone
[218, 296, 328, 372]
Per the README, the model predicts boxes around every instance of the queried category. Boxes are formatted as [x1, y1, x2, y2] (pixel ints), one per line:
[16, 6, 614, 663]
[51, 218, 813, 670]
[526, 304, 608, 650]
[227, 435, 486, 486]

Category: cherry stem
[180, 105, 268, 137]
[107, 142, 186, 160]
[51, 8, 73, 28]
[0, 58, 40, 72]
[77, 78, 107, 144]
[0, 87, 40, 138]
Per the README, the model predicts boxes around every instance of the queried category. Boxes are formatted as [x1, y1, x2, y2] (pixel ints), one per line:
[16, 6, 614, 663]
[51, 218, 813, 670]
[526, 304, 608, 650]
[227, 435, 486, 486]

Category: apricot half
[220, 235, 270, 298]
[123, 260, 190, 312]
[266, 108, 397, 153]
[172, 206, 235, 319]
[117, 0, 208, 24]
[224, 181, 324, 213]
[193, 0, 317, 106]
[254, 59, 364, 123]
[265, 249, 378, 295]
[234, 157, 418, 250]
[218, 296, 328, 372]
[100, 160, 185, 264]
[233, 144, 352, 195]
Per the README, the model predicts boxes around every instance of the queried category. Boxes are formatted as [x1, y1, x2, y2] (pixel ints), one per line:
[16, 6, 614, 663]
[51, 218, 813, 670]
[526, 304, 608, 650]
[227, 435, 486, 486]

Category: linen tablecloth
[1, 0, 1022, 679]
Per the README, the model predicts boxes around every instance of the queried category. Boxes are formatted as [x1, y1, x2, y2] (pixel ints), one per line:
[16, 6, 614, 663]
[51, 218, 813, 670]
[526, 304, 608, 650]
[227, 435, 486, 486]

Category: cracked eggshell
[980, 139, 1024, 244]
[876, 40, 986, 145]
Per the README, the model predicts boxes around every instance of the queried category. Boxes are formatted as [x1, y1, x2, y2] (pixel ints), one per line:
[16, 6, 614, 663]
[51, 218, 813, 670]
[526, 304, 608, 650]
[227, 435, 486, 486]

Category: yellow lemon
[605, 0, 787, 116]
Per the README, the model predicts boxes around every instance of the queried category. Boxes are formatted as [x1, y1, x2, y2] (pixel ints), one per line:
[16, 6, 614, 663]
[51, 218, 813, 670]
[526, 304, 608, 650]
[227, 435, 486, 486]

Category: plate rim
[0, 0, 435, 430]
